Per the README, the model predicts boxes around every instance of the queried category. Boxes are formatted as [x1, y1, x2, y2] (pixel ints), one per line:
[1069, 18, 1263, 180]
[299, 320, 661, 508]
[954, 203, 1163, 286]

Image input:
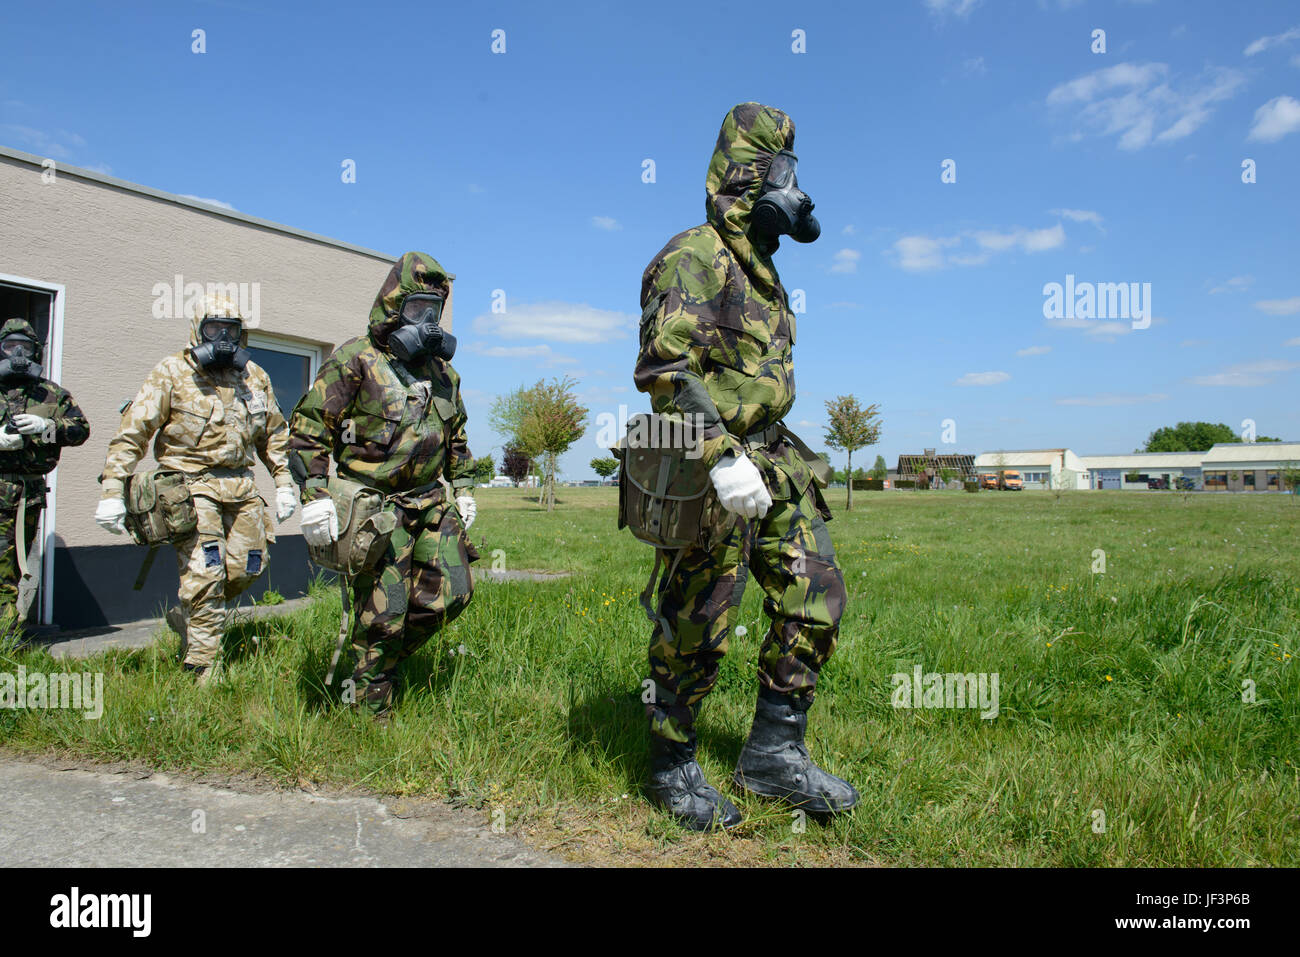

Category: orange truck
[979, 471, 1023, 490]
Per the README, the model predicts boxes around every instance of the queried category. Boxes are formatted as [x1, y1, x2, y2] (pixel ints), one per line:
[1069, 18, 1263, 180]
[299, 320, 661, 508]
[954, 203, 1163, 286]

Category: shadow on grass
[563, 680, 749, 797]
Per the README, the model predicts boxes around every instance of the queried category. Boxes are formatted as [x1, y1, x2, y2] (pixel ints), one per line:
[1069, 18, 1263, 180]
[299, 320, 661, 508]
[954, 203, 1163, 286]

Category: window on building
[1204, 471, 1227, 490]
[0, 281, 53, 356]
[245, 334, 323, 418]
[1266, 470, 1280, 490]
[1244, 471, 1256, 488]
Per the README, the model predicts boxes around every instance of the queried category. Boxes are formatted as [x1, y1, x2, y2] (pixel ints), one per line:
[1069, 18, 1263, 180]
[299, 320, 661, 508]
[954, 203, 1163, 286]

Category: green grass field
[3, 487, 1297, 866]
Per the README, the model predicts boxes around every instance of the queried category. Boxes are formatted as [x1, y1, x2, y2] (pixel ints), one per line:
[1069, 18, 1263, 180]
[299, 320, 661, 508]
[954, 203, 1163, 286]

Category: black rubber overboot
[733, 688, 859, 815]
[647, 732, 743, 832]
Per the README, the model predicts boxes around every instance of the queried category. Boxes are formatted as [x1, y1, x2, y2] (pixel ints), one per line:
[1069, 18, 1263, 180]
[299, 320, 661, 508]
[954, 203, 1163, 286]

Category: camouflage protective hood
[368, 251, 451, 349]
[0, 318, 42, 363]
[705, 102, 797, 295]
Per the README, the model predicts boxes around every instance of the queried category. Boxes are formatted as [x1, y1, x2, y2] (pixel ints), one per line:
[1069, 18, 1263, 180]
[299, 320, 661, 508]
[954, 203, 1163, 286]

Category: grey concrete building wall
[0, 147, 450, 626]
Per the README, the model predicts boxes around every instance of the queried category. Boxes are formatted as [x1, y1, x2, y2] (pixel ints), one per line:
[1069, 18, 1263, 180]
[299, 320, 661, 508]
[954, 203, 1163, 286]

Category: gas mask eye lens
[763, 152, 798, 191]
[0, 337, 35, 359]
[200, 318, 241, 343]
[399, 294, 444, 326]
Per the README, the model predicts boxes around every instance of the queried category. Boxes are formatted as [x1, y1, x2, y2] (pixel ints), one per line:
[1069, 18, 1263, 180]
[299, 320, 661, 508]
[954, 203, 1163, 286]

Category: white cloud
[829, 249, 861, 274]
[178, 194, 236, 211]
[1209, 275, 1253, 294]
[923, 0, 981, 19]
[1286, 337, 1300, 347]
[962, 56, 986, 76]
[1189, 359, 1300, 387]
[1050, 208, 1105, 231]
[1254, 296, 1300, 316]
[893, 235, 959, 271]
[468, 342, 577, 365]
[1046, 63, 1246, 150]
[842, 224, 856, 236]
[1055, 392, 1168, 406]
[1016, 345, 1051, 357]
[472, 301, 635, 344]
[0, 124, 86, 159]
[973, 224, 1065, 253]
[1248, 95, 1300, 142]
[955, 371, 1010, 386]
[1244, 26, 1300, 56]
[1045, 317, 1134, 341]
[591, 215, 622, 231]
[891, 223, 1062, 271]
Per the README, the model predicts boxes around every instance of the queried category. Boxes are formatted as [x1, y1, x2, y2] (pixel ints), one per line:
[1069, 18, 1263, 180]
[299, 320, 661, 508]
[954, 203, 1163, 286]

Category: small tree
[823, 395, 882, 511]
[501, 444, 532, 487]
[938, 467, 956, 489]
[517, 376, 588, 511]
[473, 455, 495, 485]
[869, 454, 888, 480]
[1282, 463, 1300, 497]
[590, 456, 619, 482]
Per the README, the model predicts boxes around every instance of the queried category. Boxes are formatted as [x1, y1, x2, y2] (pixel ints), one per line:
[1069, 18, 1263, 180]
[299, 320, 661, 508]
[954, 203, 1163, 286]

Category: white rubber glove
[709, 453, 773, 520]
[0, 430, 22, 451]
[12, 413, 52, 436]
[275, 486, 298, 523]
[95, 498, 127, 535]
[456, 495, 477, 530]
[300, 498, 338, 547]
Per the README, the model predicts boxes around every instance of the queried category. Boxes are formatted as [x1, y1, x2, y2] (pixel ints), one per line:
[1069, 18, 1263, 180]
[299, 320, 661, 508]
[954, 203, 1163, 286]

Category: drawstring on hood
[368, 251, 452, 353]
[704, 102, 798, 296]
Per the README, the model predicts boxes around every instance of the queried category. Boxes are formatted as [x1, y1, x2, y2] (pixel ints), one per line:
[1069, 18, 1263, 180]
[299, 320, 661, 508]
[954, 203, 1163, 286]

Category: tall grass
[2, 488, 1296, 865]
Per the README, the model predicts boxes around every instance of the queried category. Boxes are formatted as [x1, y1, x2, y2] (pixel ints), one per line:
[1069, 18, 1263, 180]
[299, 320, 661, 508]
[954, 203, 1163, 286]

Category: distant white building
[1200, 442, 1300, 492]
[976, 442, 1300, 491]
[1078, 451, 1203, 490]
[974, 449, 1090, 490]
[480, 474, 538, 488]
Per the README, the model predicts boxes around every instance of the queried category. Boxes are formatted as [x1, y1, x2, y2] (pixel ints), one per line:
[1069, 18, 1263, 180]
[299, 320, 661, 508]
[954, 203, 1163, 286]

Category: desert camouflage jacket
[635, 102, 816, 495]
[287, 252, 475, 500]
[100, 316, 292, 503]
[0, 318, 90, 480]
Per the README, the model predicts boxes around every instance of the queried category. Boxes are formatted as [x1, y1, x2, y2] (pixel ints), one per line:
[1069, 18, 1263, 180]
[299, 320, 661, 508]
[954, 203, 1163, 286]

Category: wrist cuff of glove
[99, 478, 126, 500]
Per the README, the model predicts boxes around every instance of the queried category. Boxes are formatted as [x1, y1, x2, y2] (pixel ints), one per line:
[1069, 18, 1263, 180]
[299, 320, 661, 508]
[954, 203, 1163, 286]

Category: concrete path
[31, 570, 567, 662]
[0, 756, 562, 868]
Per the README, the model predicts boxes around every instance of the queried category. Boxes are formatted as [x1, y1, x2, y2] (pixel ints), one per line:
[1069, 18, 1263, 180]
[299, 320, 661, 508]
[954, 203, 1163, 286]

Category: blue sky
[3, 0, 1299, 478]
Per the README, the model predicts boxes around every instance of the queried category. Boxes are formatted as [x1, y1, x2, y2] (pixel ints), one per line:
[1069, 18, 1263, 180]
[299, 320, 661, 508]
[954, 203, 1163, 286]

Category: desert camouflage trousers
[0, 478, 43, 630]
[174, 493, 271, 668]
[348, 491, 478, 715]
[646, 474, 846, 743]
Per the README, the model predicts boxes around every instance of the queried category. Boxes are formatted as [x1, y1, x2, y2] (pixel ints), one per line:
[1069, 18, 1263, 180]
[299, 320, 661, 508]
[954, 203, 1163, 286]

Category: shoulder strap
[638, 547, 687, 645]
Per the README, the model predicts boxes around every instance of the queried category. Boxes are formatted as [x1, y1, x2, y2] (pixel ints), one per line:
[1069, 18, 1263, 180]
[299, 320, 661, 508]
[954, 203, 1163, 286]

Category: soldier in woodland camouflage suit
[0, 318, 90, 630]
[288, 252, 479, 719]
[95, 295, 298, 684]
[634, 103, 858, 830]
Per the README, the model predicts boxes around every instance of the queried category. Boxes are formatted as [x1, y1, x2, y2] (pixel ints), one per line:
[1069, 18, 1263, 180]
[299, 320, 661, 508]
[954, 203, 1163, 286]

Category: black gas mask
[191, 317, 250, 370]
[0, 334, 39, 380]
[751, 150, 821, 246]
[388, 293, 456, 363]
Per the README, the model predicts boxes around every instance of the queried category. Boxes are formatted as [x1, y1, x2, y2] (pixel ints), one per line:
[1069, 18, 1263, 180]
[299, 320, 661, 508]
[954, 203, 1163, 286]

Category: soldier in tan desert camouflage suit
[95, 294, 298, 683]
